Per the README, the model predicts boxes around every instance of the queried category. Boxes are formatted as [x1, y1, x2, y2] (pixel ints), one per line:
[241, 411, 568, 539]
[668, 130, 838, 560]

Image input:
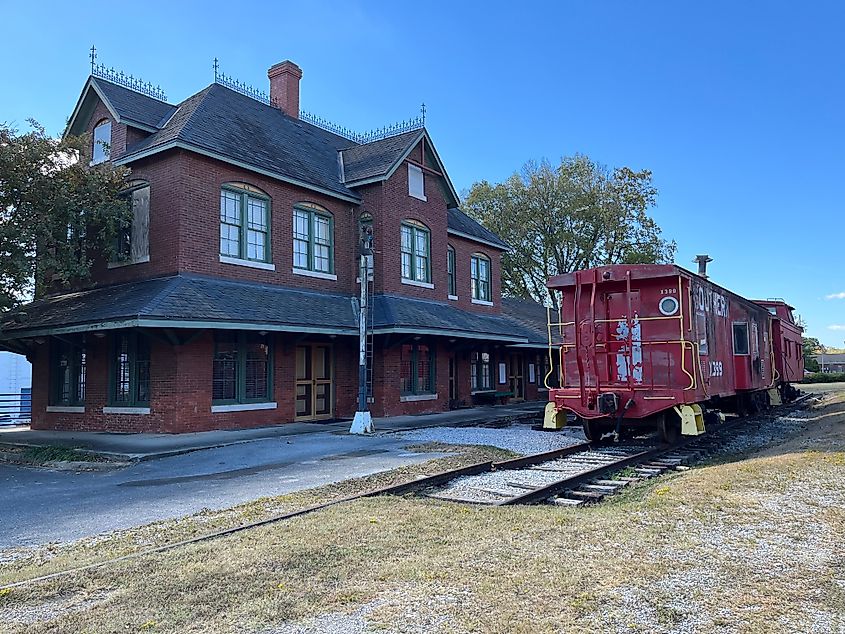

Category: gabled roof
[340, 128, 460, 207]
[341, 129, 423, 183]
[447, 207, 509, 250]
[63, 73, 506, 252]
[116, 83, 362, 202]
[67, 77, 177, 135]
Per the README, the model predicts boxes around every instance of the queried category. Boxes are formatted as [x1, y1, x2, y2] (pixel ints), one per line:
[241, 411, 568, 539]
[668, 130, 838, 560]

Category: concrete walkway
[0, 401, 544, 461]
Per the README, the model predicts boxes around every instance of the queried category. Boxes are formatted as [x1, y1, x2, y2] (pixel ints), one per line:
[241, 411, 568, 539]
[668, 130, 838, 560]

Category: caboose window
[732, 322, 749, 355]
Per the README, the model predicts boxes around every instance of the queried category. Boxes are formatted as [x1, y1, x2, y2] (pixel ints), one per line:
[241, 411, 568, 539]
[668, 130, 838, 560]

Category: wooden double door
[509, 353, 526, 400]
[295, 344, 333, 421]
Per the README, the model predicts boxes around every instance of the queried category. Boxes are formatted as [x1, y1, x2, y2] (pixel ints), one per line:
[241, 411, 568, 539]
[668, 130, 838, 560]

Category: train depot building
[0, 61, 554, 433]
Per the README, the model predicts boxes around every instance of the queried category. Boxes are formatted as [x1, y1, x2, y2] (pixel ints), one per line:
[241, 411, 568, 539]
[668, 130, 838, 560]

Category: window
[50, 338, 86, 406]
[733, 322, 749, 355]
[471, 351, 493, 391]
[400, 342, 435, 395]
[111, 332, 151, 406]
[408, 164, 426, 200]
[212, 332, 272, 404]
[447, 245, 456, 297]
[293, 204, 334, 273]
[220, 185, 270, 262]
[401, 221, 430, 283]
[471, 254, 491, 302]
[92, 120, 111, 164]
[115, 181, 150, 263]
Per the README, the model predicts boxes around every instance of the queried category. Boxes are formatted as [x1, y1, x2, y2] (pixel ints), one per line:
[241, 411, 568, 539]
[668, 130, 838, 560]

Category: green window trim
[401, 342, 436, 396]
[219, 185, 271, 263]
[50, 338, 86, 406]
[471, 254, 491, 302]
[447, 245, 456, 296]
[212, 332, 274, 405]
[401, 221, 431, 283]
[109, 331, 151, 407]
[293, 205, 335, 274]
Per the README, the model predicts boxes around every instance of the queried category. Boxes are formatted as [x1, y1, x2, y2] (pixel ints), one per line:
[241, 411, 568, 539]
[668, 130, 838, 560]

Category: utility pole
[350, 226, 374, 434]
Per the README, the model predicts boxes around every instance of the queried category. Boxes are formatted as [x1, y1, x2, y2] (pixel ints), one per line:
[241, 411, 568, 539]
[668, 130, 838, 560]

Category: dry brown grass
[0, 443, 514, 588]
[2, 404, 844, 633]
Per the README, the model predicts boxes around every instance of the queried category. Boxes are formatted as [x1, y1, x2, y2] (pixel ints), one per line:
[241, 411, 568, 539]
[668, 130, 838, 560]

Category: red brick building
[0, 61, 552, 433]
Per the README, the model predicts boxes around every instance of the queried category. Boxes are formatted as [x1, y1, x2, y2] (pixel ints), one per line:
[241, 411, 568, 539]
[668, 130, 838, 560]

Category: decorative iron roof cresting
[89, 46, 168, 102]
[214, 58, 426, 145]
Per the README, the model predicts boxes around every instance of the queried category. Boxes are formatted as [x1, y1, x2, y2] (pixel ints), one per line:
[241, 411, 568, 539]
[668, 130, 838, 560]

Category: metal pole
[350, 231, 374, 434]
[357, 251, 368, 412]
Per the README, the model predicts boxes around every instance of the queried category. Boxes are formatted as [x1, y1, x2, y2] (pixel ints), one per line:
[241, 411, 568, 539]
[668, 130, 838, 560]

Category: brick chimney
[268, 61, 302, 118]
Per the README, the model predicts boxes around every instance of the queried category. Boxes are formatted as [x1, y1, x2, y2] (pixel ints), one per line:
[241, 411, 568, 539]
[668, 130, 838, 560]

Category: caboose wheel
[658, 412, 681, 444]
[582, 419, 608, 443]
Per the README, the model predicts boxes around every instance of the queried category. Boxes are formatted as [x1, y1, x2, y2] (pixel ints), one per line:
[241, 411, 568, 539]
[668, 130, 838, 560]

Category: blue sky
[2, 1, 843, 346]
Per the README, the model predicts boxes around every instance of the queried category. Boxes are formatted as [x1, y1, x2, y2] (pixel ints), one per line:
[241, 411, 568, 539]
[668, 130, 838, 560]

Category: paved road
[0, 431, 445, 548]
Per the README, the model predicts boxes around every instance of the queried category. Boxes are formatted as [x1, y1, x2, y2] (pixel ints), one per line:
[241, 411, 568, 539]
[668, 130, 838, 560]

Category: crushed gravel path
[393, 425, 586, 455]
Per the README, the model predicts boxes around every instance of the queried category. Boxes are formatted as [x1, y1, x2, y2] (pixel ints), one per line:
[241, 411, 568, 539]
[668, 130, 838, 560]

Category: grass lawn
[1, 399, 844, 633]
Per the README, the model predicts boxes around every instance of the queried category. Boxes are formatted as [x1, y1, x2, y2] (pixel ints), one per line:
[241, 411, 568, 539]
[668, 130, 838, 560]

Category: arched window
[293, 203, 334, 274]
[400, 220, 430, 284]
[92, 119, 112, 164]
[220, 183, 271, 263]
[447, 245, 457, 298]
[471, 253, 491, 303]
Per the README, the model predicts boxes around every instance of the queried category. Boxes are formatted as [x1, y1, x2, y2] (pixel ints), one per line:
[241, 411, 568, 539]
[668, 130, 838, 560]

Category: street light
[350, 225, 375, 434]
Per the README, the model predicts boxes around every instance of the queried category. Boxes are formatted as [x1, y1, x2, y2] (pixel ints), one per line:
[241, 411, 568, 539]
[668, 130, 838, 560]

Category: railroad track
[5, 395, 812, 590]
[390, 395, 814, 507]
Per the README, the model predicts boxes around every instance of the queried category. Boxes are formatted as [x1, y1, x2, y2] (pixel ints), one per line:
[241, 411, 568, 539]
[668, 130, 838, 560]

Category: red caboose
[542, 264, 795, 442]
[755, 299, 805, 392]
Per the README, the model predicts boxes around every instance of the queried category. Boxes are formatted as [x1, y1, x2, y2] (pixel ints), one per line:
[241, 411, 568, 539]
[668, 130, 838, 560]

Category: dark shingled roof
[0, 276, 358, 336]
[77, 77, 508, 249]
[122, 83, 361, 200]
[447, 207, 509, 249]
[0, 277, 541, 344]
[373, 295, 535, 342]
[500, 297, 552, 345]
[93, 78, 177, 129]
[340, 130, 422, 183]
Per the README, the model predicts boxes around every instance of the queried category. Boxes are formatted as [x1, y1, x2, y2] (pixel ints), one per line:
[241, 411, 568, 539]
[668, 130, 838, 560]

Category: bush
[801, 372, 845, 384]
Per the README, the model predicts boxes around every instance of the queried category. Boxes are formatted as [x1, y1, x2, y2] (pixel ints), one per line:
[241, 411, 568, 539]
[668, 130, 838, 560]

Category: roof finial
[90, 45, 97, 74]
[213, 57, 219, 82]
[420, 102, 426, 125]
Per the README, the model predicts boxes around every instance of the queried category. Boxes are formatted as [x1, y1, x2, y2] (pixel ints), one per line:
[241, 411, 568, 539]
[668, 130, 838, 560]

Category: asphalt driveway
[0, 431, 444, 548]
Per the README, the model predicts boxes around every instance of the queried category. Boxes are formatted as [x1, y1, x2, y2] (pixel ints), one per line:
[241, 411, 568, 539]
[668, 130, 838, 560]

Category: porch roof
[0, 276, 546, 346]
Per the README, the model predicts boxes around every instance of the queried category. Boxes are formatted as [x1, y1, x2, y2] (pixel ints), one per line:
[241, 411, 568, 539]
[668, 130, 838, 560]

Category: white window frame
[408, 164, 426, 201]
[92, 120, 112, 164]
[471, 253, 492, 304]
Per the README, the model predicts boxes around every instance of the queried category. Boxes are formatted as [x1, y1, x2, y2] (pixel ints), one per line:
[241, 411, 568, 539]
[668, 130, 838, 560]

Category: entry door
[509, 354, 525, 400]
[295, 345, 333, 421]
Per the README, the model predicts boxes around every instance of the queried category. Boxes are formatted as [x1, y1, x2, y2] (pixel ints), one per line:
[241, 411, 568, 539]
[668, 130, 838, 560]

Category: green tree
[803, 337, 821, 372]
[0, 121, 130, 310]
[463, 156, 676, 308]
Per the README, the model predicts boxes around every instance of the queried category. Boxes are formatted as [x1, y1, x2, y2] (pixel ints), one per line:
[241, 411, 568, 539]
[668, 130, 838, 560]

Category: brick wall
[31, 332, 362, 433]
